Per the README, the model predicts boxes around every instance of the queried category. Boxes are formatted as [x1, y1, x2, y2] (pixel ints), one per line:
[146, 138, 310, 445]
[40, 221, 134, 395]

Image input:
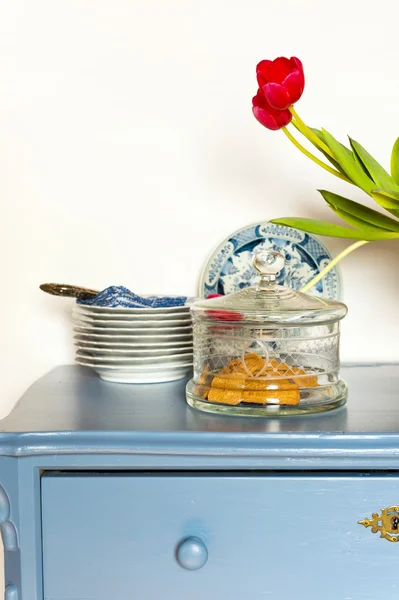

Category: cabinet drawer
[42, 473, 399, 600]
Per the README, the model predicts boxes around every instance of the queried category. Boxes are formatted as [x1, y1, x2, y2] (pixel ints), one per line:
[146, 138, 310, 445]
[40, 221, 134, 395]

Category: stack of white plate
[73, 303, 193, 383]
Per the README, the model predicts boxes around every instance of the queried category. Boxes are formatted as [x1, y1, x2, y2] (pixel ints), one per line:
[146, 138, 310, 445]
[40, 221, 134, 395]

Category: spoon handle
[40, 283, 99, 299]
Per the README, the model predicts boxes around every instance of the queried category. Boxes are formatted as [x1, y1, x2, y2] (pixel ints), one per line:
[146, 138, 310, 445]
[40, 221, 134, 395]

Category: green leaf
[312, 128, 367, 179]
[270, 217, 399, 240]
[349, 138, 399, 192]
[372, 188, 399, 201]
[321, 129, 375, 194]
[312, 128, 355, 159]
[350, 143, 380, 180]
[332, 206, 392, 232]
[319, 189, 399, 231]
[391, 137, 399, 184]
[305, 127, 348, 176]
[371, 188, 399, 209]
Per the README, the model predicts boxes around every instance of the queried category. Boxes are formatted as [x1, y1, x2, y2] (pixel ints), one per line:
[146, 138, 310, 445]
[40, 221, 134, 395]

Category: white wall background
[1, 0, 399, 591]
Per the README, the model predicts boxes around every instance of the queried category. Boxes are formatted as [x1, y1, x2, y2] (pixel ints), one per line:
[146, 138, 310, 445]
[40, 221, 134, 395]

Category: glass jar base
[186, 379, 347, 417]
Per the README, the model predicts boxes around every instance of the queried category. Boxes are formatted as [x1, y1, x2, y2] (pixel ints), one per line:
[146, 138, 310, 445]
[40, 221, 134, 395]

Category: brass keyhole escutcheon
[358, 506, 399, 542]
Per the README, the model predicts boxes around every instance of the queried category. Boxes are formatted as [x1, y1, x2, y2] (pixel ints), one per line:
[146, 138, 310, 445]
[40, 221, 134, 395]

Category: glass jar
[186, 250, 348, 417]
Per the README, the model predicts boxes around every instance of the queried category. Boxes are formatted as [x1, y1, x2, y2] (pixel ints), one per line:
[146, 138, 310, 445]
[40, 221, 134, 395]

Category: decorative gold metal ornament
[358, 506, 399, 542]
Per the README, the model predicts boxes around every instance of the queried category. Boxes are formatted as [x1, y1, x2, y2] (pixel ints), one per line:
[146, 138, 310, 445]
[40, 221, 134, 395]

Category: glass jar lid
[192, 250, 347, 325]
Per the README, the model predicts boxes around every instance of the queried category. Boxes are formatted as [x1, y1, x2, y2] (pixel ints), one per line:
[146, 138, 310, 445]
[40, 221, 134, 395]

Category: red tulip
[256, 57, 304, 110]
[252, 89, 292, 131]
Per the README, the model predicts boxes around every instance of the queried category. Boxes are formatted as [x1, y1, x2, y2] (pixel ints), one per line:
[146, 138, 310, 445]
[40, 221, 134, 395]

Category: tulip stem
[289, 107, 333, 158]
[281, 127, 351, 183]
[300, 239, 369, 293]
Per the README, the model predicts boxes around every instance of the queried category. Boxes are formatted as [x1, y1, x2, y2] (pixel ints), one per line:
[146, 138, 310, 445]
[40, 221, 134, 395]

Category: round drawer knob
[176, 536, 208, 570]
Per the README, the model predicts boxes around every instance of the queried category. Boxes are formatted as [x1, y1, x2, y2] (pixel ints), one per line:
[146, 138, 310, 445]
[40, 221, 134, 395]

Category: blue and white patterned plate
[199, 222, 341, 300]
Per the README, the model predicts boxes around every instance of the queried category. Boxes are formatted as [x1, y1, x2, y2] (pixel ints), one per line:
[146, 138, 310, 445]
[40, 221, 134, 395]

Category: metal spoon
[40, 283, 99, 299]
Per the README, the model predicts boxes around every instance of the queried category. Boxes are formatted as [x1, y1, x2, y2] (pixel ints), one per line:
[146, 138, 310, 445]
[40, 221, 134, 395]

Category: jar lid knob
[252, 250, 285, 290]
[253, 250, 285, 277]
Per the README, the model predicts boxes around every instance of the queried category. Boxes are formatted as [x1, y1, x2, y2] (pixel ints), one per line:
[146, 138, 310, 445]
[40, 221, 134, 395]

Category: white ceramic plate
[73, 316, 192, 328]
[74, 301, 195, 315]
[73, 325, 192, 335]
[75, 344, 193, 357]
[73, 332, 193, 345]
[75, 351, 193, 364]
[76, 357, 193, 383]
[73, 306, 191, 321]
[73, 335, 193, 347]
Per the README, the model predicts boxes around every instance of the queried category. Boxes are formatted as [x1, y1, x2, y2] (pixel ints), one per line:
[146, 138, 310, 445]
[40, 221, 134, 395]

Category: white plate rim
[74, 332, 192, 341]
[73, 325, 192, 335]
[73, 309, 192, 321]
[74, 301, 195, 314]
[73, 335, 192, 347]
[73, 316, 192, 327]
[75, 344, 193, 355]
[76, 358, 193, 370]
[75, 351, 193, 363]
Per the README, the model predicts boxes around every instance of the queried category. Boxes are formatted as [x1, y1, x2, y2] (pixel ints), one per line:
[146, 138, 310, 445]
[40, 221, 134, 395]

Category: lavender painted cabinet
[1, 364, 399, 599]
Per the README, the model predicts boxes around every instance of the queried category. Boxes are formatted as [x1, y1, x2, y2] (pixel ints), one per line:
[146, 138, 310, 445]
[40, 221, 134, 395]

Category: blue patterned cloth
[77, 286, 188, 308]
